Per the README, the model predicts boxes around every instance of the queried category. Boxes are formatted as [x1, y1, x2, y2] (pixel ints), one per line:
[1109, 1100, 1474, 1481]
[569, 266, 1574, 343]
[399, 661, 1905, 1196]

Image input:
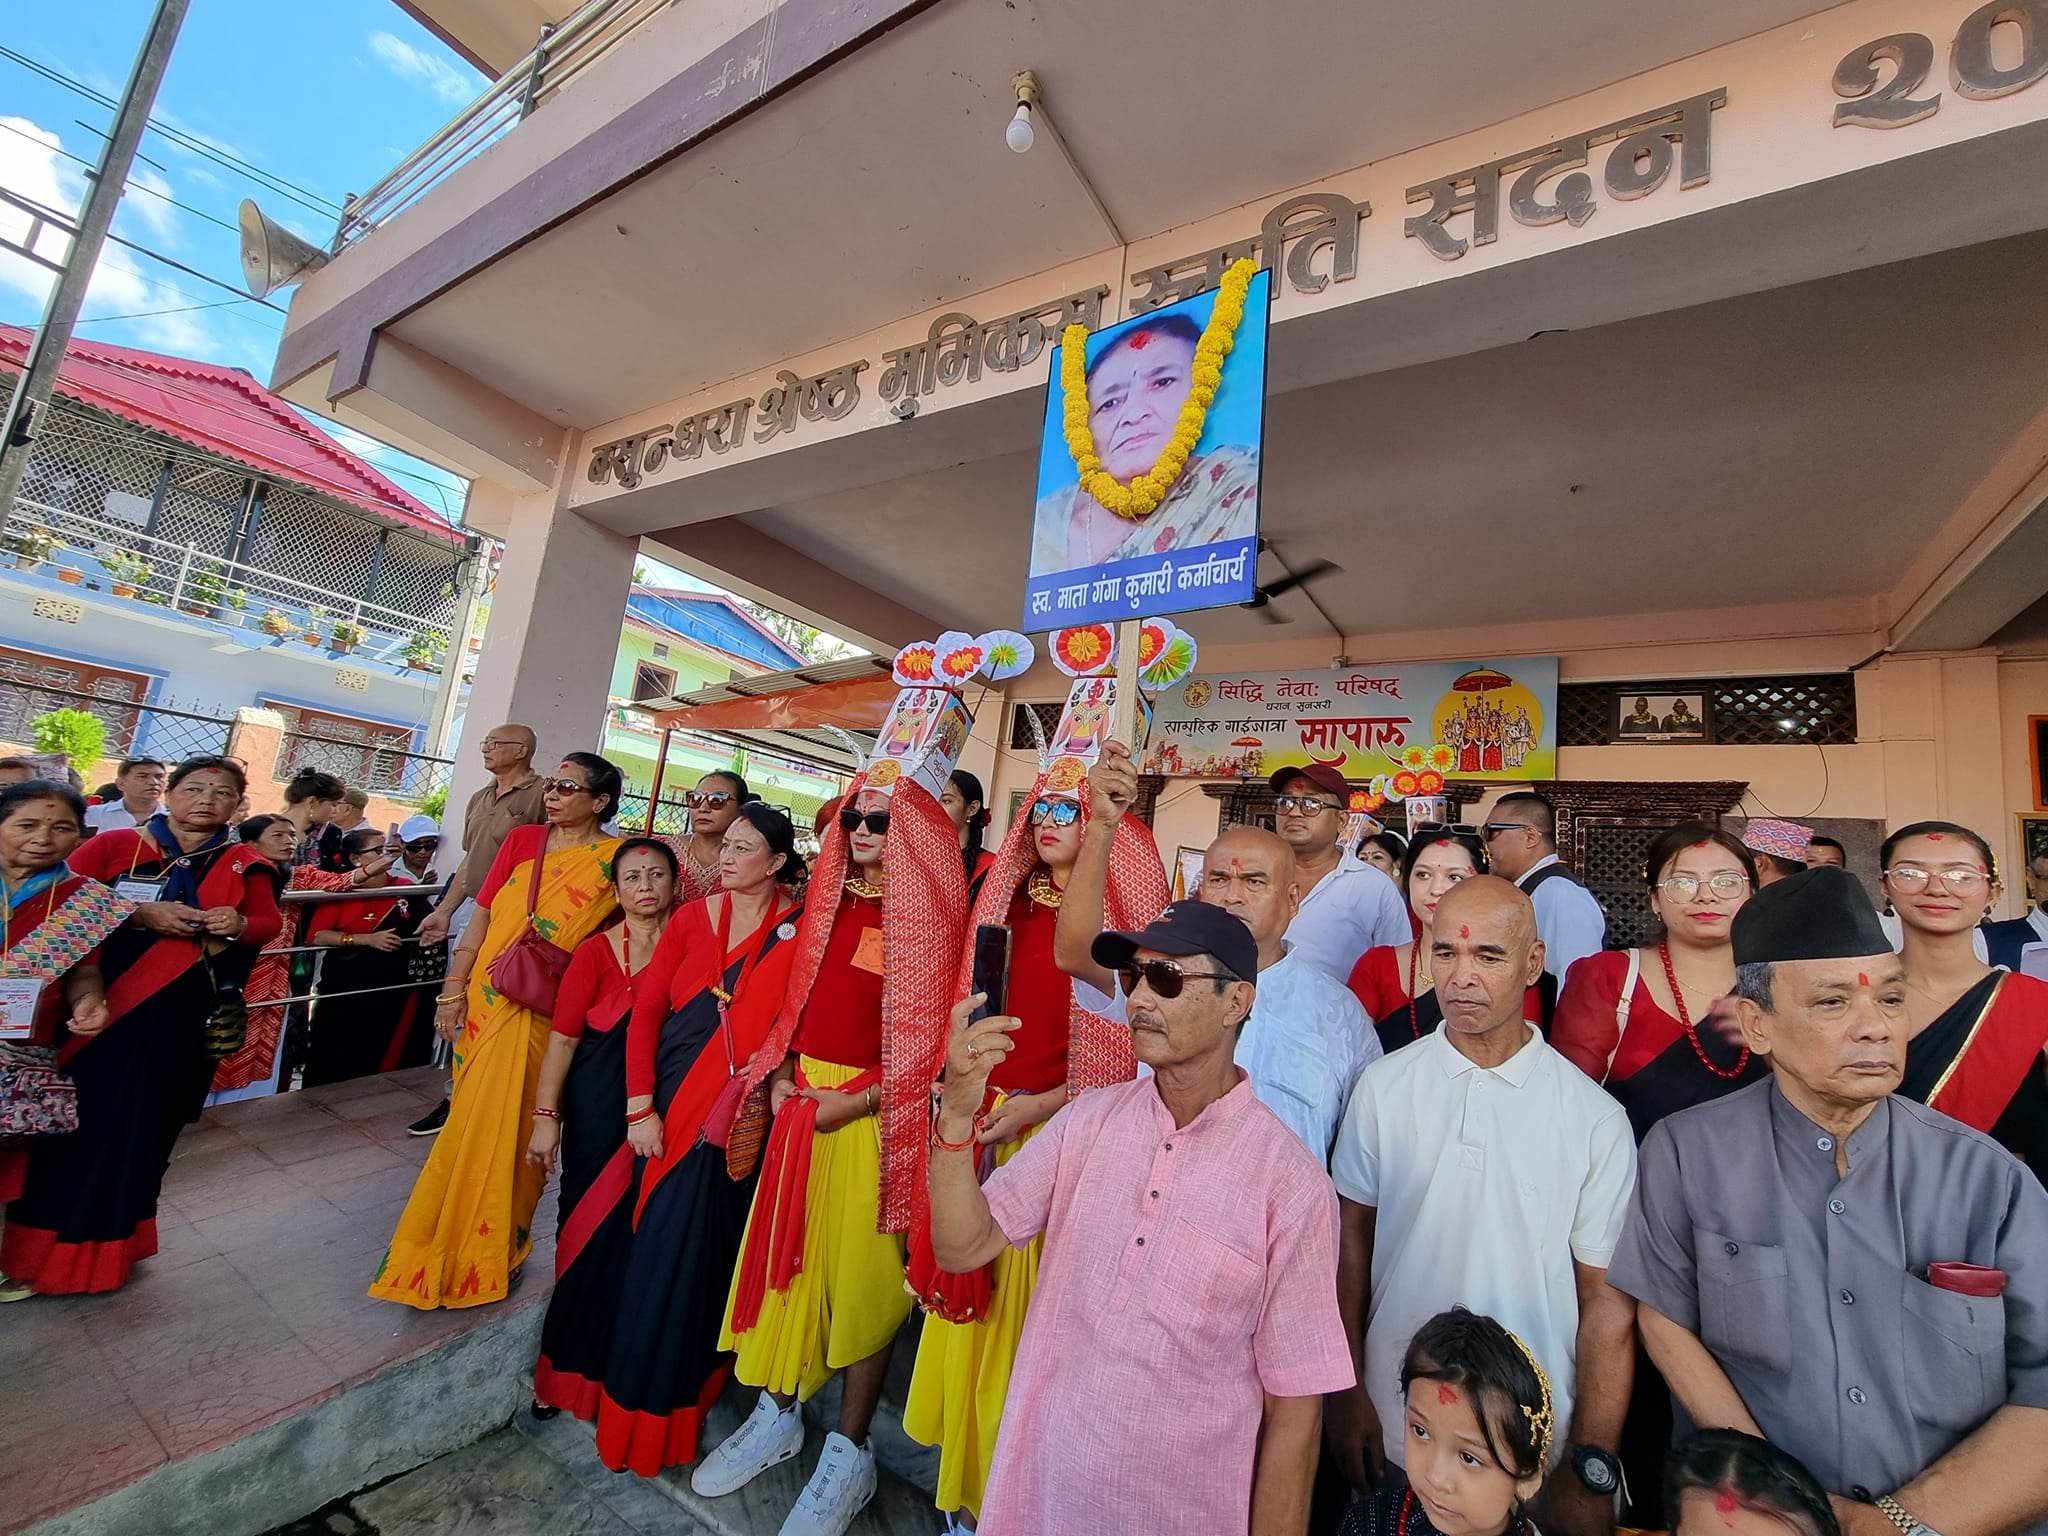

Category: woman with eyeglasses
[370, 752, 624, 1312]
[1346, 827, 1510, 1059]
[1552, 823, 1764, 1141]
[525, 838, 684, 1430]
[5, 757, 282, 1297]
[304, 826, 429, 1088]
[903, 775, 1169, 1531]
[1887, 820, 2048, 1171]
[695, 780, 966, 1531]
[205, 814, 392, 1107]
[587, 809, 804, 1473]
[676, 771, 749, 905]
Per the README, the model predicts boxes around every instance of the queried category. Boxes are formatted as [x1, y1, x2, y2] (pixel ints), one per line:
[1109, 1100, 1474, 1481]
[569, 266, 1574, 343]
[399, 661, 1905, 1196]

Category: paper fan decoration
[1424, 742, 1457, 774]
[1360, 792, 1385, 813]
[937, 633, 986, 682]
[1392, 770, 1421, 798]
[1417, 769, 1444, 794]
[1052, 624, 1115, 677]
[1399, 745, 1429, 773]
[1137, 620, 1172, 670]
[1138, 624, 1197, 694]
[892, 640, 938, 687]
[1347, 790, 1371, 812]
[976, 630, 1035, 681]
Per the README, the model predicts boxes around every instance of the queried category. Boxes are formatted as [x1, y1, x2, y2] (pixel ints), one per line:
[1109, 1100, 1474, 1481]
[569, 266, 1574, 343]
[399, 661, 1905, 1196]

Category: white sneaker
[691, 1390, 804, 1497]
[778, 1431, 876, 1536]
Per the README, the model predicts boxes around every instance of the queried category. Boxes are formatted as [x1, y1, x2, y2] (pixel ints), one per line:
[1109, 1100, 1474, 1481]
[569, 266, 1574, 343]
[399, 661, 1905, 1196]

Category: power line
[0, 44, 344, 220]
[0, 181, 285, 315]
[6, 296, 256, 327]
[0, 115, 239, 236]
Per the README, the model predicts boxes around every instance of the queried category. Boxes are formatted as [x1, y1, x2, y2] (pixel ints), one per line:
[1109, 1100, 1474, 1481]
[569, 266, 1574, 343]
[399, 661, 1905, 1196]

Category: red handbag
[487, 843, 571, 1015]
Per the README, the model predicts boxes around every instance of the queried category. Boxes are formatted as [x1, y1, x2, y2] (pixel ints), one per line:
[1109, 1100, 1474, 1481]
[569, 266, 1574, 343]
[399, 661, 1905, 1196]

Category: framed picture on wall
[1611, 689, 1712, 743]
[2031, 715, 2048, 811]
[2020, 813, 2048, 877]
[1007, 789, 1030, 839]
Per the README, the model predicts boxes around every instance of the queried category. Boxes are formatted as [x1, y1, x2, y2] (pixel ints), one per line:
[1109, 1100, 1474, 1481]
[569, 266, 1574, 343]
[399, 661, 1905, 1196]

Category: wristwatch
[1876, 1495, 1944, 1536]
[1568, 1444, 1623, 1496]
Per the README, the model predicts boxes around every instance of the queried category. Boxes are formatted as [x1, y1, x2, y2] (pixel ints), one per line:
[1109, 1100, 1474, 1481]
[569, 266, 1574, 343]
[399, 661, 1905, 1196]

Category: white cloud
[0, 115, 232, 360]
[184, 165, 225, 192]
[121, 166, 181, 246]
[368, 32, 476, 106]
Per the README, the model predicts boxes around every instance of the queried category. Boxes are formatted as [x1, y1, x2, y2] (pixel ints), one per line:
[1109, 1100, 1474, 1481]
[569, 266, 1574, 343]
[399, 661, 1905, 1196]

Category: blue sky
[0, 0, 490, 521]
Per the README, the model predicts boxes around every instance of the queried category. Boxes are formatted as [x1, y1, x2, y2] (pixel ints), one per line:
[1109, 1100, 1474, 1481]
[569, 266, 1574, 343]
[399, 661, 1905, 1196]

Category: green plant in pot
[302, 604, 327, 645]
[186, 567, 226, 617]
[259, 607, 292, 637]
[330, 618, 367, 653]
[3, 524, 56, 571]
[29, 707, 106, 774]
[103, 552, 152, 597]
[400, 633, 442, 670]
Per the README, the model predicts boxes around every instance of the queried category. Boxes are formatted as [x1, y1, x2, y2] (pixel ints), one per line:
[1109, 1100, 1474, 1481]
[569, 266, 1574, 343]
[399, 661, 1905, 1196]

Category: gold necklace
[844, 875, 884, 900]
[1027, 867, 1064, 909]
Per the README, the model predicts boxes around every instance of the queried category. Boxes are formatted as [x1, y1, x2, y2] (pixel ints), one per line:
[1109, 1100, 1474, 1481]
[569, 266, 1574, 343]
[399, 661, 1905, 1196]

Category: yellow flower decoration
[1061, 258, 1259, 522]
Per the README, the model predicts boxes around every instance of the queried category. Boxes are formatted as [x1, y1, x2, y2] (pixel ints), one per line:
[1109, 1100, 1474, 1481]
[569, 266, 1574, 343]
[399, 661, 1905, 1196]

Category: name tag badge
[852, 926, 886, 976]
[0, 976, 47, 1040]
[114, 878, 165, 902]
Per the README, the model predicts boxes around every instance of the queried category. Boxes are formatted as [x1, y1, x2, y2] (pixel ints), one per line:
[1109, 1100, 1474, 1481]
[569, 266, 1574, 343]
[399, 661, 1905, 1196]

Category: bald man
[1057, 768, 1379, 1163]
[1327, 878, 1638, 1533]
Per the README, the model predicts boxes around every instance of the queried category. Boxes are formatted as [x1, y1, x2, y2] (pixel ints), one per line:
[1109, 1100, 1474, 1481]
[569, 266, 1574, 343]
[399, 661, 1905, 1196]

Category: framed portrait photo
[2030, 715, 2048, 811]
[1611, 689, 1712, 744]
[2020, 813, 2048, 876]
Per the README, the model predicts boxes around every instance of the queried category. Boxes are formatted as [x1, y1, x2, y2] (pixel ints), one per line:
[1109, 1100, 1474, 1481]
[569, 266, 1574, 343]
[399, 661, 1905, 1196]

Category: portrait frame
[2030, 715, 2048, 811]
[2020, 813, 2048, 876]
[1610, 689, 1713, 744]
[1025, 267, 1271, 629]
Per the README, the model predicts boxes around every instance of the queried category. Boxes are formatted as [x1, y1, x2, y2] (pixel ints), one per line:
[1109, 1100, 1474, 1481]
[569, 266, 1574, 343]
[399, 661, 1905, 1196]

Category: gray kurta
[1609, 1076, 2048, 1519]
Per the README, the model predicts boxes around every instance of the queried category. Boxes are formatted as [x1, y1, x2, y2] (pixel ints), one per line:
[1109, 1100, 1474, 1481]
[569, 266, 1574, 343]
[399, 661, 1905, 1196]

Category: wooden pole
[645, 726, 672, 834]
[1111, 617, 1143, 749]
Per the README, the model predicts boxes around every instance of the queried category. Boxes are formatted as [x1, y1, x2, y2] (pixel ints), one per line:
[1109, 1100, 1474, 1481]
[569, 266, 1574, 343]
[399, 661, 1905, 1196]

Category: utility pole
[0, 0, 191, 530]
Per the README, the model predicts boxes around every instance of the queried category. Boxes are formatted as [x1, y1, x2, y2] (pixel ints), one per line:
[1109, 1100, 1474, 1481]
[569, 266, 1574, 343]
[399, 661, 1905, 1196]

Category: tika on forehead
[1459, 924, 1470, 939]
[1435, 1383, 1459, 1405]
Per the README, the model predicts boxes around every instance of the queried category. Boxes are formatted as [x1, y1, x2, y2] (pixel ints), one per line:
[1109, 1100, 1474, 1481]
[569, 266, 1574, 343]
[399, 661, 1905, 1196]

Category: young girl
[1340, 1308, 1550, 1536]
[1665, 1430, 1840, 1536]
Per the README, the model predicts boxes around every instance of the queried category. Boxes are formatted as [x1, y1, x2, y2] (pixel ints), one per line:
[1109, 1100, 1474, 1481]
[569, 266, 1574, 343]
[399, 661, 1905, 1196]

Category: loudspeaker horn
[238, 199, 330, 298]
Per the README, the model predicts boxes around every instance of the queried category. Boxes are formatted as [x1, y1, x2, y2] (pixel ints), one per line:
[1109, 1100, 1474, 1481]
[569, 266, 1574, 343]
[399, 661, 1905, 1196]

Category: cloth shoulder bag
[0, 1041, 76, 1136]
[487, 842, 571, 1015]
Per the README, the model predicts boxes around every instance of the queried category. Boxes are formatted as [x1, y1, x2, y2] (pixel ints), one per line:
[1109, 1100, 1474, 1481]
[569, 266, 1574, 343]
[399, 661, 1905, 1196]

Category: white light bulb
[1006, 102, 1035, 154]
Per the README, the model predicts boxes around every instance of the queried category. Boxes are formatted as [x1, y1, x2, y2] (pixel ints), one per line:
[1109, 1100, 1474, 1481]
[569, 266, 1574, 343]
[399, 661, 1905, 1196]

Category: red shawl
[739, 776, 965, 1234]
[1926, 973, 2048, 1133]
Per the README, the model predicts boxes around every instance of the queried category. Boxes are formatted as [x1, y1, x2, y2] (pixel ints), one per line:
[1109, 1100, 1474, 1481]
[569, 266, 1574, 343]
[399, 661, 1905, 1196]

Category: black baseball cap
[1090, 901, 1260, 982]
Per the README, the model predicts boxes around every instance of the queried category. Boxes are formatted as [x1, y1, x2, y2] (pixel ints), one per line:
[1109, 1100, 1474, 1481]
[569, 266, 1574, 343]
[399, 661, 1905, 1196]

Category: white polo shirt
[1076, 945, 1381, 1165]
[1331, 1022, 1636, 1469]
[1285, 849, 1410, 983]
[84, 799, 156, 835]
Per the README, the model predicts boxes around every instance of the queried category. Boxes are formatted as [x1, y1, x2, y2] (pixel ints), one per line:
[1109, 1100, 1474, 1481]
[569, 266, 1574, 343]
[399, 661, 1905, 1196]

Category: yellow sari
[369, 832, 619, 1310]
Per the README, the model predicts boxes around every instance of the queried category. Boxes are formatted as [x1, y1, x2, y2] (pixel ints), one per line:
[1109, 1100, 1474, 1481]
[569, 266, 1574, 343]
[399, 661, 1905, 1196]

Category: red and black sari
[1901, 971, 2048, 1175]
[2, 825, 280, 1294]
[585, 892, 798, 1475]
[532, 927, 648, 1418]
[305, 875, 430, 1087]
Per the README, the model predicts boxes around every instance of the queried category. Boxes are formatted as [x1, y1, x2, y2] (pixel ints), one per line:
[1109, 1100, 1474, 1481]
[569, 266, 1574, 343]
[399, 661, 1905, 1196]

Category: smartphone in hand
[968, 924, 1011, 1024]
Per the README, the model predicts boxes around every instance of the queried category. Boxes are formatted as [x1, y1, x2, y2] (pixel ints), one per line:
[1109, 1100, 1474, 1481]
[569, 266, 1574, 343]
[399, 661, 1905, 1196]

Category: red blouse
[319, 874, 416, 935]
[990, 889, 1070, 1096]
[552, 931, 634, 1041]
[1347, 945, 1410, 1022]
[1552, 949, 1689, 1083]
[477, 823, 548, 906]
[626, 896, 795, 1099]
[792, 889, 884, 1069]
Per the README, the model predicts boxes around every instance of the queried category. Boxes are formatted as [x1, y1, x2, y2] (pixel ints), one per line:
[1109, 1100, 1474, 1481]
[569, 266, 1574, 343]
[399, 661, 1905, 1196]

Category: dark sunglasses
[404, 838, 440, 851]
[840, 807, 892, 836]
[1116, 958, 1236, 1000]
[685, 790, 734, 809]
[542, 778, 590, 797]
[1027, 798, 1081, 828]
[1481, 821, 1529, 839]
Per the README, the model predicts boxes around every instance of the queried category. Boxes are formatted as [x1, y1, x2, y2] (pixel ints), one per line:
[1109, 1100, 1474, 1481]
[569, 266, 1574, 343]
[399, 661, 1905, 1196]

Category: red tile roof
[0, 323, 463, 544]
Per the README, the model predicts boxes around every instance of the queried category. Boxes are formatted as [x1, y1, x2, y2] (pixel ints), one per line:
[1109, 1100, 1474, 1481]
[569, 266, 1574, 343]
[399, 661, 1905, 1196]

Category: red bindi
[1459, 924, 1470, 939]
[1127, 331, 1152, 350]
[1858, 972, 1870, 987]
[1716, 1490, 1739, 1526]
[1436, 1383, 1459, 1406]
[1926, 832, 1945, 840]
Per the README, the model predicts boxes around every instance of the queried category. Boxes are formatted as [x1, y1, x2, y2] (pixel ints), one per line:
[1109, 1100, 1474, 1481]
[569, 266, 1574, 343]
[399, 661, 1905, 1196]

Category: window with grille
[632, 662, 677, 703]
[1009, 702, 1063, 751]
[268, 701, 414, 794]
[652, 643, 670, 661]
[0, 645, 149, 752]
[1558, 674, 1856, 747]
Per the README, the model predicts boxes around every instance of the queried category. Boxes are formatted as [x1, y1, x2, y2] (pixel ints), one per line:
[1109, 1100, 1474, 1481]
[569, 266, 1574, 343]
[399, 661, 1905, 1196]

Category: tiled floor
[0, 1068, 556, 1535]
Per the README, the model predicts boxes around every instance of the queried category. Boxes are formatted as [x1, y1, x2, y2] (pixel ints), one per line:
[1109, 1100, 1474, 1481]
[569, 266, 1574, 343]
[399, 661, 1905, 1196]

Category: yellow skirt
[719, 1056, 912, 1402]
[901, 1113, 1043, 1519]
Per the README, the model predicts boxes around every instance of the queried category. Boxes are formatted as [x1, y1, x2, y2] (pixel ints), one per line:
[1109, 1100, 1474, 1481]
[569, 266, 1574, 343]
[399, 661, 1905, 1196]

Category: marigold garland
[1061, 257, 1257, 521]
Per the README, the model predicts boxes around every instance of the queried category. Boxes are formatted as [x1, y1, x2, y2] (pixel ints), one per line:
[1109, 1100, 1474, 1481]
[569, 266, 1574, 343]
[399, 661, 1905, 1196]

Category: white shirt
[1878, 909, 1990, 964]
[1331, 1023, 1637, 1470]
[85, 799, 157, 835]
[1285, 849, 1410, 983]
[1515, 854, 1608, 985]
[1075, 946, 1382, 1165]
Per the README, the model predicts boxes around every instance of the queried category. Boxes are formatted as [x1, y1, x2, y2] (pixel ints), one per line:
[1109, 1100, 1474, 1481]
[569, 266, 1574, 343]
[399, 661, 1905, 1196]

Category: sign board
[1026, 268, 1270, 629]
[1141, 658, 1559, 781]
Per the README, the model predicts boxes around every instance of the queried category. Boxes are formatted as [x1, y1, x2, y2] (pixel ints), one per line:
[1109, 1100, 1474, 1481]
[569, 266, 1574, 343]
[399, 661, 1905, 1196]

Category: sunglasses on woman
[1115, 958, 1236, 1000]
[1027, 798, 1081, 828]
[840, 807, 891, 836]
[542, 778, 589, 797]
[685, 790, 734, 809]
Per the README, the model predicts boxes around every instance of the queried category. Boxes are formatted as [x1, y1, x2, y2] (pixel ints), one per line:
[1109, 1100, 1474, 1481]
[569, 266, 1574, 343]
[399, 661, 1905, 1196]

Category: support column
[439, 453, 635, 860]
[1870, 653, 2009, 905]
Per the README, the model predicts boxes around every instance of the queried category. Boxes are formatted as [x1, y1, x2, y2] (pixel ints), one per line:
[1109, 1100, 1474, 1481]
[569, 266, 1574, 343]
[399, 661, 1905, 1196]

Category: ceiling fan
[1241, 542, 1340, 624]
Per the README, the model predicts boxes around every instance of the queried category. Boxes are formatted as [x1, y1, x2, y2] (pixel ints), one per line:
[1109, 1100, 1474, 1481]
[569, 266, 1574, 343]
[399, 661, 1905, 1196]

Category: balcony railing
[9, 498, 454, 672]
[334, 0, 676, 250]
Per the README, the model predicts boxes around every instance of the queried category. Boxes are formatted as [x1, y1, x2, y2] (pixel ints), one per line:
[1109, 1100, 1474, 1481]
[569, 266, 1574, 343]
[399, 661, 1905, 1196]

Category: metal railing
[11, 497, 452, 665]
[277, 730, 454, 802]
[334, 0, 677, 249]
[0, 676, 234, 763]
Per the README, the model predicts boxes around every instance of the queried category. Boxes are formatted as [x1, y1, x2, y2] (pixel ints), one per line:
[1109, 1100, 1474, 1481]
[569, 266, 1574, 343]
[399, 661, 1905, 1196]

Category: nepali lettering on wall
[1024, 265, 1270, 629]
[1141, 658, 1559, 782]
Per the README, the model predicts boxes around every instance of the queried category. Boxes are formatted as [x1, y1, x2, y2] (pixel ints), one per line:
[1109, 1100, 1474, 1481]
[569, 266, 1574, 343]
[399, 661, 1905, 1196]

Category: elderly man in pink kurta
[930, 901, 1352, 1536]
